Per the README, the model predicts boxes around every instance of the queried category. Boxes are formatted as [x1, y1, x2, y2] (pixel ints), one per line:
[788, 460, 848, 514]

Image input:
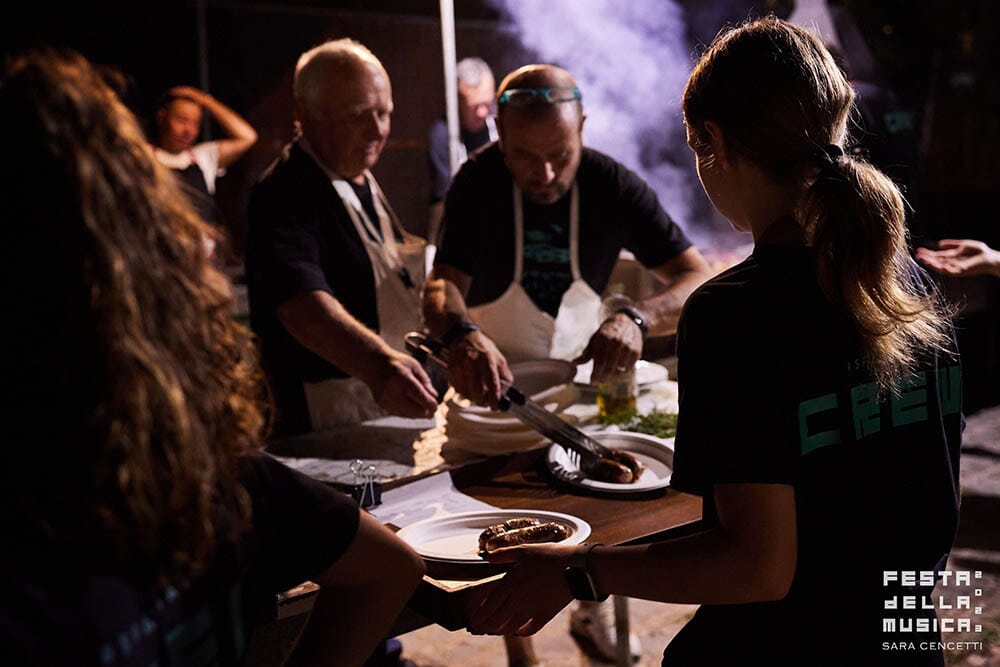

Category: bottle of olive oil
[596, 291, 638, 420]
[596, 364, 637, 419]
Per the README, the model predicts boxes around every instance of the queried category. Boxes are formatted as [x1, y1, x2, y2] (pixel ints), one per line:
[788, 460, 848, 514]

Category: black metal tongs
[404, 331, 613, 470]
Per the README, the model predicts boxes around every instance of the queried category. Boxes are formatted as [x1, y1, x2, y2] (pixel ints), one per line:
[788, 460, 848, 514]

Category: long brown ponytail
[683, 16, 952, 393]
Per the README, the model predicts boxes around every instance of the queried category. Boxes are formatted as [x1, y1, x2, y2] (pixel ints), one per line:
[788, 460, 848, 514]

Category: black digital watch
[614, 306, 648, 338]
[564, 543, 609, 602]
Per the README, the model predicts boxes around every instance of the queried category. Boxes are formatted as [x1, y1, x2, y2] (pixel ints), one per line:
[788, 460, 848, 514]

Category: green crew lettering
[891, 372, 928, 427]
[851, 382, 881, 439]
[939, 365, 961, 416]
[799, 393, 841, 455]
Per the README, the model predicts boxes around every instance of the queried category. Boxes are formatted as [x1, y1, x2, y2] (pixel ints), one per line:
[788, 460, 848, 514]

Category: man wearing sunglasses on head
[422, 66, 711, 664]
[424, 64, 710, 408]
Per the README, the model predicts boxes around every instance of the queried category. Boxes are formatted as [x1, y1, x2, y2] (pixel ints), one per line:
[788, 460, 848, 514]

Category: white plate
[396, 509, 591, 563]
[574, 360, 669, 388]
[547, 430, 674, 494]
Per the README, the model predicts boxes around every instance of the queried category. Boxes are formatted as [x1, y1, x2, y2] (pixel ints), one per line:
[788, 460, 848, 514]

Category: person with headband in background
[152, 84, 257, 230]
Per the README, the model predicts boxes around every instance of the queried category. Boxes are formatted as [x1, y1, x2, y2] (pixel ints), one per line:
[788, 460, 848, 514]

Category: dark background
[3, 0, 997, 410]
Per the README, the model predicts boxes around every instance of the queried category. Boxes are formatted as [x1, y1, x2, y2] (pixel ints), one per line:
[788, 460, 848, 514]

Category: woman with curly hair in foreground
[0, 49, 423, 666]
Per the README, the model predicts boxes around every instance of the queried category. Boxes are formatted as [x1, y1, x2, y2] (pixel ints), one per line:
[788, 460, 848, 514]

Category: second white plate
[547, 430, 674, 494]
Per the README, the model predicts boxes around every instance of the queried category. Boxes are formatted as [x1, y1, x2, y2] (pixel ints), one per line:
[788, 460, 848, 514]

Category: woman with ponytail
[466, 17, 962, 667]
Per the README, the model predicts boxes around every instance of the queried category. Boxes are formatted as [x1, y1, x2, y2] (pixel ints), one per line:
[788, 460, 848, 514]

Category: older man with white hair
[247, 38, 437, 438]
[426, 56, 499, 244]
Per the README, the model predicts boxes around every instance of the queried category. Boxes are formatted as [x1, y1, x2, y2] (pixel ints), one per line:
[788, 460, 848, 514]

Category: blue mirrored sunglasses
[497, 86, 582, 107]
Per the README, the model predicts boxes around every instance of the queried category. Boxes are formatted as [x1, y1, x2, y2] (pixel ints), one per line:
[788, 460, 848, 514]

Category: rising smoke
[487, 0, 747, 251]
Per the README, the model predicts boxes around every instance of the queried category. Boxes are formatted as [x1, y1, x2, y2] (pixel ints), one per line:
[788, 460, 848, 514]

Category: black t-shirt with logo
[434, 143, 692, 311]
[666, 244, 962, 666]
[520, 194, 573, 317]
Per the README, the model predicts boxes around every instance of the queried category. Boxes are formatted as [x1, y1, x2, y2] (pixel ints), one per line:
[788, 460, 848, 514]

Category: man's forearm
[635, 249, 712, 336]
[591, 528, 793, 606]
[634, 287, 687, 337]
[277, 290, 394, 385]
[422, 267, 473, 340]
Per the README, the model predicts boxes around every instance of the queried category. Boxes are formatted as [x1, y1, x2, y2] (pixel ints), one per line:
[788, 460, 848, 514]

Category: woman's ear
[703, 120, 734, 170]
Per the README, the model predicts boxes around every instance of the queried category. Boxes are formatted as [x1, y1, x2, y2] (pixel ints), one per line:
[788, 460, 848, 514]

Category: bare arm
[277, 290, 437, 417]
[576, 246, 711, 382]
[634, 246, 713, 336]
[591, 483, 796, 604]
[467, 482, 797, 635]
[422, 263, 474, 339]
[169, 85, 257, 169]
[284, 512, 426, 666]
[421, 264, 512, 407]
[427, 202, 445, 246]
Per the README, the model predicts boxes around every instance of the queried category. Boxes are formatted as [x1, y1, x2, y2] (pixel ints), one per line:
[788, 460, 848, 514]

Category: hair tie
[815, 143, 845, 175]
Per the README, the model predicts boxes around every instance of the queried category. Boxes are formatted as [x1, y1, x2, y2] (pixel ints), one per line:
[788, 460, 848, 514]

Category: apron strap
[368, 175, 407, 246]
[568, 184, 581, 282]
[333, 175, 404, 269]
[512, 186, 525, 282]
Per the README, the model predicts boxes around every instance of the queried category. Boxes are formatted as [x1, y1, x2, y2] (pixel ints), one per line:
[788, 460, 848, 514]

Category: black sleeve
[615, 161, 693, 268]
[427, 121, 451, 203]
[434, 158, 485, 276]
[669, 289, 796, 497]
[248, 181, 335, 307]
[240, 454, 360, 596]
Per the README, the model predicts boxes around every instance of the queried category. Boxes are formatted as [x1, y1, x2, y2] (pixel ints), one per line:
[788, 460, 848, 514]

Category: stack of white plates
[444, 360, 579, 455]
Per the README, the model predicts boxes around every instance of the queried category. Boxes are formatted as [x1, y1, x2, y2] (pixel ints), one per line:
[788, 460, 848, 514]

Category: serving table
[260, 369, 702, 662]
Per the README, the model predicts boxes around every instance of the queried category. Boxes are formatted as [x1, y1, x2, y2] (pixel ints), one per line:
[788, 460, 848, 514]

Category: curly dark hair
[0, 49, 270, 586]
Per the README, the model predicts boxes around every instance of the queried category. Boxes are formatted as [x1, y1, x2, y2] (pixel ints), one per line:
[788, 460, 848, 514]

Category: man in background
[426, 57, 498, 244]
[152, 85, 257, 228]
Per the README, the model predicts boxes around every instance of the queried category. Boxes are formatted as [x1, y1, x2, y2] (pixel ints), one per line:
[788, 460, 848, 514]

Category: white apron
[303, 173, 426, 429]
[468, 183, 603, 364]
[456, 116, 499, 163]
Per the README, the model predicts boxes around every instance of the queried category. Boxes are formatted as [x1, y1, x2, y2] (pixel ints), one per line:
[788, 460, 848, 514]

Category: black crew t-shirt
[665, 244, 962, 666]
[434, 143, 692, 308]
